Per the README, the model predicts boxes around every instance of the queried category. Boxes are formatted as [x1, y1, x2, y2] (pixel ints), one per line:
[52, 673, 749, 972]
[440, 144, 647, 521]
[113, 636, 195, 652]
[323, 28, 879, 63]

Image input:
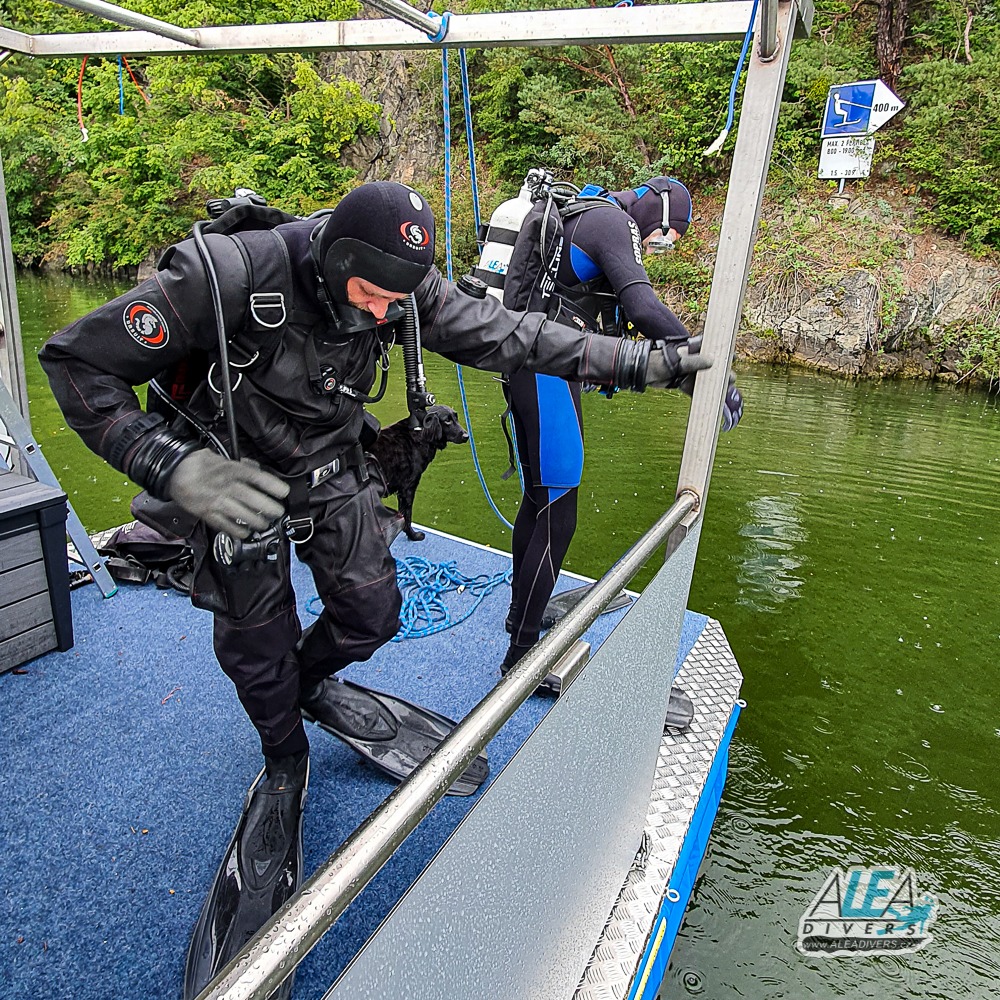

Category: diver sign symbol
[821, 80, 904, 139]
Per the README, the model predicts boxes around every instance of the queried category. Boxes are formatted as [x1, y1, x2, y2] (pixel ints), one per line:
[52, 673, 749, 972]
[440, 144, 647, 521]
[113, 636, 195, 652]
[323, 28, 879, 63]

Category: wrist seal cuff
[107, 412, 166, 471]
[124, 423, 201, 500]
[616, 339, 651, 393]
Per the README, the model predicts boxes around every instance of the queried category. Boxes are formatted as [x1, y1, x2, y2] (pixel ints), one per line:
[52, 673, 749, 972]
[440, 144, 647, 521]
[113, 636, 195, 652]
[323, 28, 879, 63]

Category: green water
[18, 273, 1000, 998]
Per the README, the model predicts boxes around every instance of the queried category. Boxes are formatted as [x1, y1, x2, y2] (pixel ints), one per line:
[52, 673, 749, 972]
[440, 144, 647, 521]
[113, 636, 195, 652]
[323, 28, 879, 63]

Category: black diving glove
[722, 376, 744, 431]
[651, 335, 744, 431]
[167, 450, 289, 540]
[675, 365, 745, 431]
[645, 335, 713, 390]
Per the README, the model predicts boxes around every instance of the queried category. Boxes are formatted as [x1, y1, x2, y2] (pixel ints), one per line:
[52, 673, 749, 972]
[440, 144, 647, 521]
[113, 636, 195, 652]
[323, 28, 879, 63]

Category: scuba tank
[473, 170, 551, 300]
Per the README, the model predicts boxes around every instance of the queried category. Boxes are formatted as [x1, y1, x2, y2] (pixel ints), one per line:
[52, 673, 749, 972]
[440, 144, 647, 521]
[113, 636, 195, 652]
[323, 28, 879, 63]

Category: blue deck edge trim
[627, 699, 744, 1000]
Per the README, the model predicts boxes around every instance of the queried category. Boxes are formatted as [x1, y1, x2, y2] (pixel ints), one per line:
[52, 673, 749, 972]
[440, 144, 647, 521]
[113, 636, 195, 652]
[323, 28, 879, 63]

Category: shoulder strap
[227, 228, 319, 361]
[200, 203, 300, 236]
[231, 229, 291, 350]
[559, 195, 619, 221]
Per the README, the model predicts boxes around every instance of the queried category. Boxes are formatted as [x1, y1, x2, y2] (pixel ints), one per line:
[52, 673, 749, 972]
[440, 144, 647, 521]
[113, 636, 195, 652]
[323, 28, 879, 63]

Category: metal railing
[364, 0, 442, 36]
[194, 489, 699, 1000]
[46, 0, 201, 46]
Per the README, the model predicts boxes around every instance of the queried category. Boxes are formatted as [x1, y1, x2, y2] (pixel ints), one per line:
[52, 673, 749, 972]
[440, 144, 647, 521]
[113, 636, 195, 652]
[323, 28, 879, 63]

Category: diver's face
[345, 276, 408, 320]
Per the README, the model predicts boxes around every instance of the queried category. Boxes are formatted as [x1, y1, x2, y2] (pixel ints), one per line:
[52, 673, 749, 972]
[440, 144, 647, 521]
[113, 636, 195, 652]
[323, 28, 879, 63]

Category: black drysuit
[39, 216, 647, 757]
[503, 199, 690, 652]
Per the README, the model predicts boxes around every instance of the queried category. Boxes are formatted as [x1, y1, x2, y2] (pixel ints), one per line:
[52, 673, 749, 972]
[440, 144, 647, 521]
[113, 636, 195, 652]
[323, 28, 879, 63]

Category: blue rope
[442, 47, 453, 281]
[454, 365, 516, 529]
[726, 0, 759, 133]
[306, 557, 512, 641]
[393, 556, 512, 639]
[117, 55, 124, 115]
[459, 49, 481, 238]
[442, 40, 518, 529]
[425, 9, 451, 43]
[706, 0, 759, 153]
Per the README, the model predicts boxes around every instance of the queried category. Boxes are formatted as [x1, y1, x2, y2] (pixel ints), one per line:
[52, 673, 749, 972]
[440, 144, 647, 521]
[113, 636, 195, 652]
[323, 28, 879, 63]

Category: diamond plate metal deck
[574, 618, 743, 1000]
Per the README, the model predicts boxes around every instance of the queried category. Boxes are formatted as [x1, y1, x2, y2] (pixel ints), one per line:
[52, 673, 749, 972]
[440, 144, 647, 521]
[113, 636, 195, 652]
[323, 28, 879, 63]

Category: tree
[875, 0, 909, 91]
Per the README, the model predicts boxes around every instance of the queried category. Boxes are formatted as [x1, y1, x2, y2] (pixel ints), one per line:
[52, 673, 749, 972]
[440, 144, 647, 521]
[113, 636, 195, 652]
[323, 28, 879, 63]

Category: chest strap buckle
[310, 458, 340, 488]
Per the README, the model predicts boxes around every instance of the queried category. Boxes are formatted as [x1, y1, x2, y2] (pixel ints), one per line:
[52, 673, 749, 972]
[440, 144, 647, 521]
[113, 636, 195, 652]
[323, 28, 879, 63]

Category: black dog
[368, 404, 470, 541]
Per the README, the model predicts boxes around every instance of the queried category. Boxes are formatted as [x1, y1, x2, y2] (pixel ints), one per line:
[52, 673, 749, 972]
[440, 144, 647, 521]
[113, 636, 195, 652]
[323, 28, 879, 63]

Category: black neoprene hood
[611, 178, 693, 240]
[317, 182, 437, 302]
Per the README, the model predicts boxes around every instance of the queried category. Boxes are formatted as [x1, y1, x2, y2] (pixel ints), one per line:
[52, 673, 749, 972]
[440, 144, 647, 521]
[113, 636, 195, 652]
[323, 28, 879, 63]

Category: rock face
[741, 270, 880, 376]
[319, 27, 441, 187]
[879, 258, 1000, 379]
[734, 220, 999, 384]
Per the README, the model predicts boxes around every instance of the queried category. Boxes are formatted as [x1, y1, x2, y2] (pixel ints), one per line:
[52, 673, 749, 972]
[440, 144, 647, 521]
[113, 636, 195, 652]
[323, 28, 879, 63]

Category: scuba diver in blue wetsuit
[500, 176, 744, 680]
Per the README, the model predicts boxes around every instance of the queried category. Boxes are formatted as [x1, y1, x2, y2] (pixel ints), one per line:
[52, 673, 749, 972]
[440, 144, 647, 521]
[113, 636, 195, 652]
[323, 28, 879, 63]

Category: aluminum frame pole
[0, 148, 30, 439]
[194, 491, 699, 1000]
[363, 0, 441, 36]
[46, 0, 200, 47]
[3, 3, 758, 57]
[759, 0, 779, 59]
[675, 0, 798, 527]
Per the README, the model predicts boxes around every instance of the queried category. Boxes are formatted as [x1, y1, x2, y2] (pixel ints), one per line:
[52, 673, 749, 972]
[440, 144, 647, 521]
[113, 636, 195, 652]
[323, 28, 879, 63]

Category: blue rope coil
[306, 556, 512, 641]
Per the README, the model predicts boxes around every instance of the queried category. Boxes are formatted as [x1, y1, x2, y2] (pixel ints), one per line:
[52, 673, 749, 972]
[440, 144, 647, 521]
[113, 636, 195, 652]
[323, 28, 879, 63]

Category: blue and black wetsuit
[502, 185, 692, 659]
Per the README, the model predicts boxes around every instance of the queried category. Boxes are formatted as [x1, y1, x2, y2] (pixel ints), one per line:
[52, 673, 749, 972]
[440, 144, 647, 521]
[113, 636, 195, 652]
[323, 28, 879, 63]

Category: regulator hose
[192, 220, 241, 461]
[401, 293, 435, 429]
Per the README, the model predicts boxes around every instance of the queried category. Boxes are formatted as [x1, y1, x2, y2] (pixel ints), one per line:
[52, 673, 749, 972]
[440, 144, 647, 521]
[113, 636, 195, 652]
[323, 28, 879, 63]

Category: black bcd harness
[503, 187, 625, 338]
[150, 202, 402, 549]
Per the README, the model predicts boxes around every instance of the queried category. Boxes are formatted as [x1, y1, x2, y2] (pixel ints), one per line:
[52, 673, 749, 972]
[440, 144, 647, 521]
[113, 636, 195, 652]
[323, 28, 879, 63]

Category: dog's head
[419, 404, 470, 448]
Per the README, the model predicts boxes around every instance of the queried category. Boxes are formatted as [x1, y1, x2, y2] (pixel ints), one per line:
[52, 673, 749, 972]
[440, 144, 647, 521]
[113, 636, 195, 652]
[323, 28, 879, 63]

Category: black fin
[664, 685, 695, 734]
[184, 756, 308, 1000]
[541, 584, 632, 629]
[301, 679, 488, 797]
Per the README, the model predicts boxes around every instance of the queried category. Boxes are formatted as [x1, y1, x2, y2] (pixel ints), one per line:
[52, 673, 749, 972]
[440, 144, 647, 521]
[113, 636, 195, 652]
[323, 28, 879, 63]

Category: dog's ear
[418, 408, 441, 440]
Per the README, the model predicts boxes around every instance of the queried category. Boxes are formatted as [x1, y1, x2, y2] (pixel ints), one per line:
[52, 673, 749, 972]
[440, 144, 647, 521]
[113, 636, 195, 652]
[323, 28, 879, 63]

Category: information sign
[821, 80, 904, 139]
[818, 135, 876, 179]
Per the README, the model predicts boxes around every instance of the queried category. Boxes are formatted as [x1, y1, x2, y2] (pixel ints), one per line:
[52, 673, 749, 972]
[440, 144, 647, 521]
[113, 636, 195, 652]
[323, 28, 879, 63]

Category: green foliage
[892, 41, 1000, 250]
[2, 0, 1000, 268]
[463, 0, 1000, 258]
[469, 51, 656, 187]
[641, 41, 746, 182]
[873, 265, 906, 342]
[0, 76, 70, 261]
[936, 322, 1000, 383]
[642, 237, 713, 319]
[0, 0, 376, 265]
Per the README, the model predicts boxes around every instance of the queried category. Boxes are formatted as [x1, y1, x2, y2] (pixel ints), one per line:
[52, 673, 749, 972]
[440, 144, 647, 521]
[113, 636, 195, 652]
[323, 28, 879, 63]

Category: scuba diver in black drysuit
[501, 176, 745, 680]
[39, 180, 714, 998]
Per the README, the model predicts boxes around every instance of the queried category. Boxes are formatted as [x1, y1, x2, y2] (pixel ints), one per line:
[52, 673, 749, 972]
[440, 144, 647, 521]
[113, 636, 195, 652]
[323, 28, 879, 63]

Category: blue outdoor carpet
[0, 527, 705, 1000]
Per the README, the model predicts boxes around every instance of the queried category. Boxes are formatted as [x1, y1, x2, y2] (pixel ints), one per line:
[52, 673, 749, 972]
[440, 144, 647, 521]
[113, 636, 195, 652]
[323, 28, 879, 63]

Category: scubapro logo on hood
[400, 222, 430, 251]
[123, 301, 170, 349]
